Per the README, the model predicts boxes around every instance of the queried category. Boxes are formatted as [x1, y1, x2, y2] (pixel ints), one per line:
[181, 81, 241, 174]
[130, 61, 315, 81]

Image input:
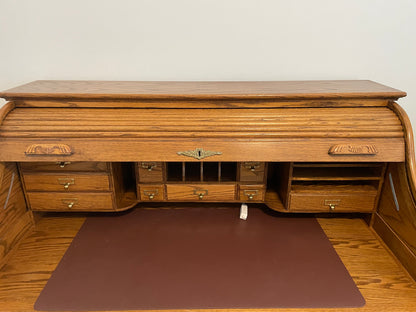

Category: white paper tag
[240, 203, 248, 220]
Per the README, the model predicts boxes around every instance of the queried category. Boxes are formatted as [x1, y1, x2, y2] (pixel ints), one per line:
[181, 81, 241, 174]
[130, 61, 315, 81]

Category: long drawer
[289, 184, 378, 212]
[22, 173, 111, 192]
[167, 184, 236, 201]
[27, 192, 114, 211]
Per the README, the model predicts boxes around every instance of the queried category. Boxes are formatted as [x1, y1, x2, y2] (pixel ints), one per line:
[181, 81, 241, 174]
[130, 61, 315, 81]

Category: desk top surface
[0, 80, 406, 101]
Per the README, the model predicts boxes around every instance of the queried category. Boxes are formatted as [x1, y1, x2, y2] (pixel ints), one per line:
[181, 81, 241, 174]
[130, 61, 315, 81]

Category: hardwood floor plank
[0, 213, 416, 312]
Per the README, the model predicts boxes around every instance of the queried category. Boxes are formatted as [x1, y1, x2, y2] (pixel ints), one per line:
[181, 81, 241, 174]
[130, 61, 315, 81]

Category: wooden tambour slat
[0, 107, 404, 139]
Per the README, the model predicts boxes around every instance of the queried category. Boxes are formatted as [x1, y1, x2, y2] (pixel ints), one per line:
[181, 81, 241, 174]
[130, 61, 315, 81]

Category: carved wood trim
[328, 144, 378, 155]
[25, 144, 73, 156]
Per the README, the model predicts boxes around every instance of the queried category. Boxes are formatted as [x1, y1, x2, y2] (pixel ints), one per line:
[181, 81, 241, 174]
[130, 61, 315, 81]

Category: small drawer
[27, 192, 114, 211]
[239, 162, 266, 183]
[19, 162, 108, 172]
[22, 173, 111, 192]
[138, 184, 165, 201]
[137, 162, 164, 182]
[289, 185, 377, 212]
[167, 184, 236, 201]
[239, 185, 266, 202]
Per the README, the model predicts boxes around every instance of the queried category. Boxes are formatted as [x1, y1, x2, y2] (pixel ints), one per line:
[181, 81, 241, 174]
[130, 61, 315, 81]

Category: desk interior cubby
[274, 162, 386, 212]
[166, 162, 237, 182]
[136, 162, 265, 202]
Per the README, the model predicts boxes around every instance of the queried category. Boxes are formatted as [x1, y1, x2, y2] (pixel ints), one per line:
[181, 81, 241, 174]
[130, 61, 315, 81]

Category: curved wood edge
[0, 102, 15, 186]
[0, 101, 15, 127]
[388, 102, 416, 200]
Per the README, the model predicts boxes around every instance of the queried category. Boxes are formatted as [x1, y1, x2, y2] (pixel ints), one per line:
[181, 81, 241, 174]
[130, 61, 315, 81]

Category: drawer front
[239, 162, 266, 183]
[239, 185, 266, 202]
[19, 162, 108, 172]
[138, 184, 165, 201]
[289, 193, 376, 212]
[167, 184, 236, 201]
[27, 192, 114, 211]
[137, 162, 164, 182]
[23, 173, 111, 192]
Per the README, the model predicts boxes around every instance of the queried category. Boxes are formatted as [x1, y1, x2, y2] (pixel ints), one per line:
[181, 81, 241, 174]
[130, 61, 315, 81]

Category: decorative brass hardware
[57, 178, 75, 190]
[328, 144, 378, 156]
[193, 189, 208, 200]
[25, 144, 73, 156]
[324, 199, 340, 211]
[177, 148, 222, 160]
[243, 162, 261, 172]
[56, 161, 71, 168]
[140, 162, 157, 171]
[243, 189, 259, 200]
[143, 189, 158, 200]
[61, 198, 77, 209]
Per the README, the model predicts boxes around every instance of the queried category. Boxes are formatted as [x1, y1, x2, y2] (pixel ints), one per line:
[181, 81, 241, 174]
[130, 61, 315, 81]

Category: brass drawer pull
[324, 199, 341, 211]
[243, 189, 259, 200]
[193, 189, 208, 200]
[57, 178, 75, 190]
[143, 189, 158, 200]
[140, 162, 157, 172]
[61, 198, 78, 209]
[243, 162, 261, 172]
[56, 161, 71, 168]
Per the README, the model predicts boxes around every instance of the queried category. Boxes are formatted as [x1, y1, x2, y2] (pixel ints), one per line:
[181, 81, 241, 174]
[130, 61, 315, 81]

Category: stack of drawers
[20, 162, 115, 211]
[136, 161, 267, 203]
[239, 162, 267, 202]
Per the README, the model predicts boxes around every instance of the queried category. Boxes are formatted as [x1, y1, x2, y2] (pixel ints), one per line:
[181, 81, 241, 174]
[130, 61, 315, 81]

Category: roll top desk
[0, 80, 415, 280]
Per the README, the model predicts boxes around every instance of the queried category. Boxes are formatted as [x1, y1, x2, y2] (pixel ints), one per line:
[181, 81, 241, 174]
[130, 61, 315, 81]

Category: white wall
[1, 0, 415, 128]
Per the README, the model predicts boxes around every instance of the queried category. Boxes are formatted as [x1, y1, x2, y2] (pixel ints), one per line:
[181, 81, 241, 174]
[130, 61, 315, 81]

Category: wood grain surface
[1, 208, 416, 312]
[0, 107, 404, 138]
[0, 80, 406, 101]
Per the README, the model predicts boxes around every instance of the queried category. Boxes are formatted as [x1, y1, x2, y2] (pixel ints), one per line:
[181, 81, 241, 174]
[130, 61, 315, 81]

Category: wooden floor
[1, 209, 416, 312]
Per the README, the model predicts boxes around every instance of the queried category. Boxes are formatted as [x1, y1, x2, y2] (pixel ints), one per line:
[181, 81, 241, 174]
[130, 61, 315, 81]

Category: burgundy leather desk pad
[35, 206, 365, 310]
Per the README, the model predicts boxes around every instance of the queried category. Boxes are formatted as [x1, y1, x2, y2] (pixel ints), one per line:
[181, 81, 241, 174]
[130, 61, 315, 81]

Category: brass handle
[325, 200, 340, 211]
[243, 190, 258, 201]
[62, 199, 77, 209]
[243, 162, 260, 172]
[143, 190, 158, 200]
[58, 178, 75, 190]
[140, 162, 156, 172]
[193, 189, 208, 200]
[57, 161, 71, 168]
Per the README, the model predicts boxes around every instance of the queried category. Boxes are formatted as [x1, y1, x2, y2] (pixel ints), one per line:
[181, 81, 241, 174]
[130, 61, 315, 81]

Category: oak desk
[0, 80, 415, 280]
